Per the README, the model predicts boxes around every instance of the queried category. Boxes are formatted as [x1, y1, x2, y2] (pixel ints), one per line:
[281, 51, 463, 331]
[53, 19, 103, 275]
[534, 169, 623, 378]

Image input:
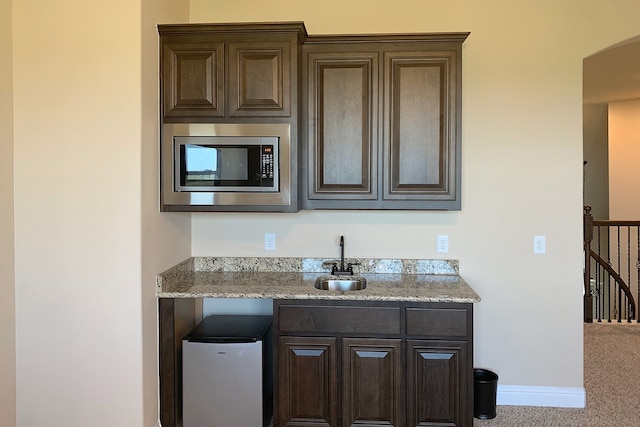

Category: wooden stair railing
[588, 249, 636, 322]
[584, 206, 639, 323]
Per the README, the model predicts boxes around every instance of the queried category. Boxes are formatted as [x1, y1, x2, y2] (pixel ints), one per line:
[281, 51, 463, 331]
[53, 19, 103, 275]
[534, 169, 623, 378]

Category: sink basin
[314, 276, 367, 291]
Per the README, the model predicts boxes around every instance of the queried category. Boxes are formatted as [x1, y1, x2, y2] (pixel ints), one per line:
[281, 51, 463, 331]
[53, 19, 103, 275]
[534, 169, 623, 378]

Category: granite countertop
[157, 257, 481, 303]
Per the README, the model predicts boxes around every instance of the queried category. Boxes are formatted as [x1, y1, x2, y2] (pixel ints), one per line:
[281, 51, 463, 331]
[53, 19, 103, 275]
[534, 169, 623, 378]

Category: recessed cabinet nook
[158, 22, 468, 212]
[157, 21, 474, 427]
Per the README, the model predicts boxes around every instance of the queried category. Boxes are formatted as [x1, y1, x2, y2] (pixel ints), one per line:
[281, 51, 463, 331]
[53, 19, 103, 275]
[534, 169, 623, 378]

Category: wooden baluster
[584, 206, 594, 323]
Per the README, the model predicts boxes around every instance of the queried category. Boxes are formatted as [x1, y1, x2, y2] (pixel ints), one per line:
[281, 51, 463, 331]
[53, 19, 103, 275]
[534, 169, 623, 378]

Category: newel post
[584, 206, 594, 323]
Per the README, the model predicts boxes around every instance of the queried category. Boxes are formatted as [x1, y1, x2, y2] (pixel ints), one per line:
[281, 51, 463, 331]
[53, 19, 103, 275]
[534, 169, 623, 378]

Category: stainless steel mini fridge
[182, 315, 273, 427]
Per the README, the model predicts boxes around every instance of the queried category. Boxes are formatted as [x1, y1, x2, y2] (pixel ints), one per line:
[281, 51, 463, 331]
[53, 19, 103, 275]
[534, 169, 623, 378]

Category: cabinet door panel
[163, 41, 224, 118]
[229, 42, 290, 117]
[384, 52, 458, 201]
[342, 338, 403, 427]
[307, 52, 378, 200]
[407, 340, 470, 427]
[278, 337, 338, 426]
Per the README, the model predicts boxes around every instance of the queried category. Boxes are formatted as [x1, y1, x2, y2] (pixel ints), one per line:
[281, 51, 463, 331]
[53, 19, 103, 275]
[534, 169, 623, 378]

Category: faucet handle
[330, 262, 339, 275]
[346, 261, 360, 275]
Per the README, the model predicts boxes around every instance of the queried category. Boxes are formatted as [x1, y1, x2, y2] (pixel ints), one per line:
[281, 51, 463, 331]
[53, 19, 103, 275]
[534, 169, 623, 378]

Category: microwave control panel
[261, 145, 275, 180]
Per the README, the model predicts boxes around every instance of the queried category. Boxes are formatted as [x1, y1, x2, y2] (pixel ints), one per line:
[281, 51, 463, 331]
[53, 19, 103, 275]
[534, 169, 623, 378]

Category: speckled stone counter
[157, 257, 480, 303]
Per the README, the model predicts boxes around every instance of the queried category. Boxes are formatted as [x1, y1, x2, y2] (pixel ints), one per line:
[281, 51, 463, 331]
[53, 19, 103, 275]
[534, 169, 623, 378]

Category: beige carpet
[474, 323, 640, 426]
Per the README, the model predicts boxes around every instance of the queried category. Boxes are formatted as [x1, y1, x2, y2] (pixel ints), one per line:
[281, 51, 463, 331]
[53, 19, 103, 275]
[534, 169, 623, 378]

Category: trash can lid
[474, 368, 499, 382]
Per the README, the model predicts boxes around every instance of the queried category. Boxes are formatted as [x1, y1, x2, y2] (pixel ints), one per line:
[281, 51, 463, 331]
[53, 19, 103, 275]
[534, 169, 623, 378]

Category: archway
[583, 35, 640, 220]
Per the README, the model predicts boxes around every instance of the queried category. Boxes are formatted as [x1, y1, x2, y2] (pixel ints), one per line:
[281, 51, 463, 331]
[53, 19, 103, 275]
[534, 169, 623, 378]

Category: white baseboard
[497, 385, 586, 408]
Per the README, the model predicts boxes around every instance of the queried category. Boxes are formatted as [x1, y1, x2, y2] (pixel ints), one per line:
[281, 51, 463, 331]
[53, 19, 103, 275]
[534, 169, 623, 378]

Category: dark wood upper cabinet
[384, 51, 454, 201]
[162, 40, 225, 119]
[158, 23, 469, 211]
[303, 34, 468, 210]
[228, 42, 290, 117]
[305, 51, 379, 200]
[159, 23, 306, 121]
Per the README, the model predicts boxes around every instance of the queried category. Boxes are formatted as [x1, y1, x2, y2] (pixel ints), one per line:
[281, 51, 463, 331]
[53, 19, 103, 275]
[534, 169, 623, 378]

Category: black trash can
[474, 368, 498, 419]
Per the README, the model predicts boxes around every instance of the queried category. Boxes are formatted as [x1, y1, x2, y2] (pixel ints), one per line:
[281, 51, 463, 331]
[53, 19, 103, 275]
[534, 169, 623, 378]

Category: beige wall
[189, 0, 640, 391]
[0, 0, 16, 424]
[13, 0, 144, 423]
[141, 0, 191, 426]
[609, 98, 640, 219]
[6, 0, 640, 424]
[12, 0, 189, 426]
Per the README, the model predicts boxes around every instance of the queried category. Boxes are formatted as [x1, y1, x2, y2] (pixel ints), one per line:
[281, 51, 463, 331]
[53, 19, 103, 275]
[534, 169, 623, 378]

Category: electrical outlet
[437, 235, 449, 253]
[264, 233, 276, 251]
[534, 235, 545, 254]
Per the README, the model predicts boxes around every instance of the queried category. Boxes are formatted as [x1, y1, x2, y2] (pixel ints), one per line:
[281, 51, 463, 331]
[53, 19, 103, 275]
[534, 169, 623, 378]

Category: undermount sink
[314, 276, 367, 291]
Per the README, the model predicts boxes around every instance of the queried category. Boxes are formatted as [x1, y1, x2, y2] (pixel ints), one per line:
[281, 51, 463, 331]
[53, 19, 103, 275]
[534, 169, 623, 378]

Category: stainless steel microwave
[161, 123, 293, 211]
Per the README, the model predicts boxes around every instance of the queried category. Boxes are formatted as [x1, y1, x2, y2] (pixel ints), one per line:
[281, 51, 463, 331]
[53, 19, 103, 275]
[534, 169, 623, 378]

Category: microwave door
[176, 141, 268, 192]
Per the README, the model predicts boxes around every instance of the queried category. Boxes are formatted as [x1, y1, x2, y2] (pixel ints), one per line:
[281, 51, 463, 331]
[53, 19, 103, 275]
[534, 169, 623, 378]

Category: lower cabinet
[274, 300, 473, 427]
[278, 336, 338, 426]
[407, 340, 470, 427]
[342, 338, 404, 426]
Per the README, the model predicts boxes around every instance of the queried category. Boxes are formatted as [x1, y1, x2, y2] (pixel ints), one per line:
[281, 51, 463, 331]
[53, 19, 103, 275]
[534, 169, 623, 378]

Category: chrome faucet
[331, 235, 360, 276]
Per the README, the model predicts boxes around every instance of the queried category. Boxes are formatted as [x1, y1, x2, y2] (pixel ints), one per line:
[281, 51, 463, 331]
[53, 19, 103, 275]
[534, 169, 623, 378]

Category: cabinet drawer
[406, 308, 469, 338]
[278, 305, 401, 335]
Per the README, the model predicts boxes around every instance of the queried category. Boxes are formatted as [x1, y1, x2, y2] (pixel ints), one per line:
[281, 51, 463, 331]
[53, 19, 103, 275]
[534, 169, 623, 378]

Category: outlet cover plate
[264, 233, 276, 251]
[437, 235, 449, 253]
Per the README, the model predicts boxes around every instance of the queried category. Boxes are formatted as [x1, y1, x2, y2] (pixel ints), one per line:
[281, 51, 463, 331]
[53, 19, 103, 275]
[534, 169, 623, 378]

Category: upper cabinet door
[228, 42, 291, 117]
[305, 50, 379, 202]
[383, 50, 460, 205]
[162, 40, 225, 119]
